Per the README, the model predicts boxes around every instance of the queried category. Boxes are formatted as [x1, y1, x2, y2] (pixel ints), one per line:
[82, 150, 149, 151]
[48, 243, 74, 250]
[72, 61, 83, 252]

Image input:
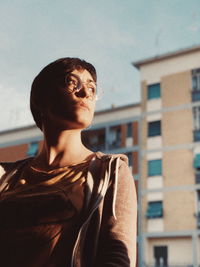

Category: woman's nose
[76, 84, 91, 99]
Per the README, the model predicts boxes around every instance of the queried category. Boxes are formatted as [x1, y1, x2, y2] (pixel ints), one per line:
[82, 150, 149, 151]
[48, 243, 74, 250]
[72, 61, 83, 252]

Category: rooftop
[132, 44, 200, 69]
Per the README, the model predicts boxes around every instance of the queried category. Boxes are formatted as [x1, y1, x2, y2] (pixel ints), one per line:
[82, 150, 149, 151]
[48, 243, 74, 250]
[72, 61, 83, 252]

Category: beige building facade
[133, 45, 200, 267]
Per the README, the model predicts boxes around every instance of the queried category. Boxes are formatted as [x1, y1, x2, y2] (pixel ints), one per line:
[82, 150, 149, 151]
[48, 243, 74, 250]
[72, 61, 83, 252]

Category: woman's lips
[74, 102, 90, 111]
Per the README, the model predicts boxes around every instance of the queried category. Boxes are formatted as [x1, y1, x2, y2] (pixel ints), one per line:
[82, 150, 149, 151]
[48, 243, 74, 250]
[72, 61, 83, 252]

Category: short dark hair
[30, 57, 97, 130]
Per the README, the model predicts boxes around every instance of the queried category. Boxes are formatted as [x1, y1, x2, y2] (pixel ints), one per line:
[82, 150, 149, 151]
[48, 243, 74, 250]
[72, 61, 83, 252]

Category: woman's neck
[34, 128, 93, 169]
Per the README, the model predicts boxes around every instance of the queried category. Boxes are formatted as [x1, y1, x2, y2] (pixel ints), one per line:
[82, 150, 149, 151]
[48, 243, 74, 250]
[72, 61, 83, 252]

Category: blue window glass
[147, 83, 161, 100]
[194, 130, 200, 142]
[27, 142, 38, 157]
[148, 121, 161, 137]
[148, 159, 162, 176]
[146, 201, 163, 219]
[194, 154, 200, 169]
[192, 91, 200, 102]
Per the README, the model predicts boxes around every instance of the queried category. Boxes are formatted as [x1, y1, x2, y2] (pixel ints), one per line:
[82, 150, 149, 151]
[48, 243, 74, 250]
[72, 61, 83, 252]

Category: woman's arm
[96, 158, 137, 267]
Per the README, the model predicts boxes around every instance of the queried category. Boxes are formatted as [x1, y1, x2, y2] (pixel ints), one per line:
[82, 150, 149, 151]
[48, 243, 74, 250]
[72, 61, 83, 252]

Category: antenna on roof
[155, 29, 162, 56]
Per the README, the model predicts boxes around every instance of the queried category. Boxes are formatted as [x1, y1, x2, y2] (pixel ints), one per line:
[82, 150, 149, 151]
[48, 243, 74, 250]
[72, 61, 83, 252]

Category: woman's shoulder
[94, 151, 132, 182]
[0, 158, 31, 179]
[95, 151, 133, 182]
[95, 151, 129, 166]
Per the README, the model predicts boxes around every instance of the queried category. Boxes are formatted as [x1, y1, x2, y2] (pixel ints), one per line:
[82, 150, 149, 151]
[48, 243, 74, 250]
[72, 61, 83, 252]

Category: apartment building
[0, 125, 43, 162]
[133, 45, 200, 267]
[0, 104, 140, 173]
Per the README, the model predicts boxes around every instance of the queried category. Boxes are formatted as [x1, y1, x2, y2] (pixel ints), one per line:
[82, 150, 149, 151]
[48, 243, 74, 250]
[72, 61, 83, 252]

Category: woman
[0, 58, 137, 267]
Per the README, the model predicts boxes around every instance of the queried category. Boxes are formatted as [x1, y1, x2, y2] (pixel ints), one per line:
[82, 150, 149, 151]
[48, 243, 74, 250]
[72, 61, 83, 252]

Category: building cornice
[132, 44, 200, 69]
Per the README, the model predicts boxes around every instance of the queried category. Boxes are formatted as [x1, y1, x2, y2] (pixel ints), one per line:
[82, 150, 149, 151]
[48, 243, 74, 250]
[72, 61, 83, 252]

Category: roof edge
[132, 44, 200, 69]
[95, 102, 140, 115]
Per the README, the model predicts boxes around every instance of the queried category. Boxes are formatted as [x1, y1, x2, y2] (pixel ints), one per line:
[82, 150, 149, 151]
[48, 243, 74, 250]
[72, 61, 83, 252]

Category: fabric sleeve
[0, 165, 5, 178]
[96, 159, 137, 267]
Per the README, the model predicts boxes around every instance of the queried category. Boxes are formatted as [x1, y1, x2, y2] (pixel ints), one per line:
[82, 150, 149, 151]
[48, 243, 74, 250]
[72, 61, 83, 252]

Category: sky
[0, 0, 200, 131]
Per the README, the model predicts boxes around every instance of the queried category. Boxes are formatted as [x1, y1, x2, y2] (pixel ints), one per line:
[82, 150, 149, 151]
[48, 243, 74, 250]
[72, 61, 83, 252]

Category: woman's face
[44, 68, 96, 130]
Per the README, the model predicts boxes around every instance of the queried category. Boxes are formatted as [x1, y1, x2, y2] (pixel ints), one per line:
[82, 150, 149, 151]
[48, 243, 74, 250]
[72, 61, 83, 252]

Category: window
[194, 154, 200, 169]
[154, 246, 168, 267]
[146, 201, 163, 218]
[193, 107, 200, 130]
[192, 68, 200, 90]
[147, 83, 161, 100]
[194, 154, 200, 183]
[192, 68, 200, 101]
[193, 107, 200, 141]
[27, 142, 38, 157]
[108, 125, 121, 149]
[82, 128, 105, 151]
[148, 121, 161, 137]
[126, 123, 132, 138]
[126, 152, 133, 167]
[148, 159, 162, 176]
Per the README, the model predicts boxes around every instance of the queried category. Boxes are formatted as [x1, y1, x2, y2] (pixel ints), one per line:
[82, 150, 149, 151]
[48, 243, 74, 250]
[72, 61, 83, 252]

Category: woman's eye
[88, 84, 96, 94]
[67, 79, 78, 88]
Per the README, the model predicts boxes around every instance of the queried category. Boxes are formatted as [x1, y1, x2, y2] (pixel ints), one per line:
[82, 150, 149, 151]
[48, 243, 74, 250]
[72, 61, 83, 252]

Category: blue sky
[0, 0, 200, 130]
